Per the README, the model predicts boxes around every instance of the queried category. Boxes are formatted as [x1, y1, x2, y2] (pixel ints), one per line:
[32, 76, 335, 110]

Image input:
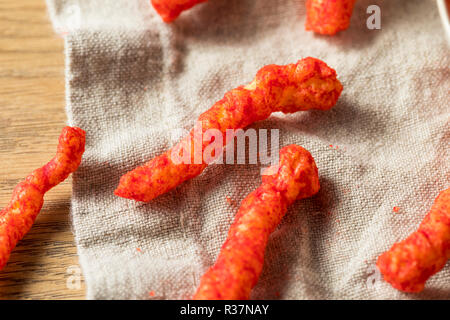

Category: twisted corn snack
[151, 0, 207, 22]
[377, 188, 450, 292]
[115, 57, 342, 202]
[305, 0, 356, 35]
[193, 144, 320, 300]
[0, 127, 85, 271]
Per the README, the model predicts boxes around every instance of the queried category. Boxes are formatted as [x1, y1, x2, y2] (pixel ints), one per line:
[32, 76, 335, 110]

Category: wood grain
[0, 0, 85, 299]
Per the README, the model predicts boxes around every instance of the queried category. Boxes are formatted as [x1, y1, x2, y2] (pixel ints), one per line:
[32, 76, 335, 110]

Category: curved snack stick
[115, 57, 342, 202]
[151, 0, 207, 22]
[193, 145, 320, 300]
[0, 127, 85, 271]
[305, 0, 356, 35]
[377, 188, 450, 293]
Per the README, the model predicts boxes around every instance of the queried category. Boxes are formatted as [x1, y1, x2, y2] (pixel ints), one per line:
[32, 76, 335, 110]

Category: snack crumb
[328, 144, 340, 150]
[226, 196, 236, 206]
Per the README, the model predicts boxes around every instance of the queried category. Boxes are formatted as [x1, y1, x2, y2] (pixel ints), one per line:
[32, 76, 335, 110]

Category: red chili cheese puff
[377, 188, 450, 293]
[115, 57, 342, 202]
[151, 0, 207, 22]
[193, 145, 320, 300]
[305, 0, 356, 35]
[0, 127, 85, 271]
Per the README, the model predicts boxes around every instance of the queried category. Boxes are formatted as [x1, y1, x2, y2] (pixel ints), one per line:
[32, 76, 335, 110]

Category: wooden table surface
[0, 0, 85, 299]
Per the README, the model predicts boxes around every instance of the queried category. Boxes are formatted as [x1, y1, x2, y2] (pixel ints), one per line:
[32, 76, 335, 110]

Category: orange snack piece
[305, 0, 356, 35]
[377, 188, 450, 292]
[193, 145, 320, 300]
[151, 0, 207, 22]
[0, 127, 85, 271]
[115, 57, 343, 202]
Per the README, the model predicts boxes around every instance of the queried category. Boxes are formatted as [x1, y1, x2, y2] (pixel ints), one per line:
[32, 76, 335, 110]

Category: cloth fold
[47, 0, 449, 299]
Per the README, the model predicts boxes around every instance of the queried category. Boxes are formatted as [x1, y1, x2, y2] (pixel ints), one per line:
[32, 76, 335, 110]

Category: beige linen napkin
[46, 0, 449, 299]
